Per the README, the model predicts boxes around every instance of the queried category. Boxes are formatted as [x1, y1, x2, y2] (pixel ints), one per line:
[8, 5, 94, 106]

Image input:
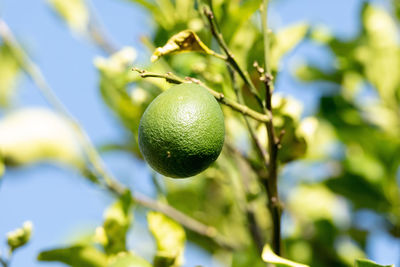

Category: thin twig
[0, 19, 236, 251]
[203, 6, 264, 110]
[132, 68, 271, 124]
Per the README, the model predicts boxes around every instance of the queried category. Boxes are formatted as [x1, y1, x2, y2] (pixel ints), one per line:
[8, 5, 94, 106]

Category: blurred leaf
[103, 190, 133, 255]
[276, 115, 307, 163]
[296, 65, 341, 83]
[262, 244, 309, 267]
[0, 160, 4, 177]
[0, 44, 20, 107]
[6, 221, 33, 252]
[38, 245, 107, 267]
[0, 108, 84, 168]
[358, 5, 400, 103]
[232, 245, 265, 267]
[151, 30, 217, 62]
[269, 95, 306, 162]
[95, 47, 149, 157]
[325, 173, 390, 212]
[94, 47, 137, 75]
[355, 259, 394, 267]
[126, 0, 159, 14]
[395, 0, 400, 20]
[147, 211, 185, 266]
[336, 238, 365, 266]
[108, 252, 152, 267]
[48, 0, 89, 34]
[234, 0, 263, 25]
[288, 185, 348, 224]
[270, 23, 309, 70]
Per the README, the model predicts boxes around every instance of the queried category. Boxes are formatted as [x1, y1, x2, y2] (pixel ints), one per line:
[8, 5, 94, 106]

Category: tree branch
[256, 0, 283, 249]
[132, 68, 271, 124]
[203, 6, 264, 110]
[0, 19, 237, 251]
[226, 69, 266, 254]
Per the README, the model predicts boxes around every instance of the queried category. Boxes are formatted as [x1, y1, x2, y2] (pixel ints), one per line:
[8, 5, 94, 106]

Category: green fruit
[138, 83, 225, 178]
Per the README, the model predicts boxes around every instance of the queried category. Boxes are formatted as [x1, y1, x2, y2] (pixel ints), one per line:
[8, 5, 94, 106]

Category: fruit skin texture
[138, 83, 225, 178]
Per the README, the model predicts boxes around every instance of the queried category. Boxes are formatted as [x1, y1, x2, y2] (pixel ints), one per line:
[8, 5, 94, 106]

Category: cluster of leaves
[293, 2, 400, 267]
[36, 191, 186, 267]
[0, 0, 398, 267]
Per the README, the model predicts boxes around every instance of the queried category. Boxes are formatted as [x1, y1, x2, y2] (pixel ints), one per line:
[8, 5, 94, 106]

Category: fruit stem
[132, 68, 272, 124]
[0, 19, 237, 251]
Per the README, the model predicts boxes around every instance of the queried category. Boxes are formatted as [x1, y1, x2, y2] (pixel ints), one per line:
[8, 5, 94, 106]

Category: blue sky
[0, 0, 398, 266]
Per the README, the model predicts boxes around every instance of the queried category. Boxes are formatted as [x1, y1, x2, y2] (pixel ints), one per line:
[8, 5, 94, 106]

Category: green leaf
[47, 0, 89, 34]
[108, 252, 152, 267]
[0, 159, 4, 177]
[126, 0, 159, 13]
[94, 47, 148, 152]
[151, 30, 218, 62]
[38, 245, 107, 267]
[147, 211, 185, 267]
[0, 44, 20, 107]
[270, 23, 309, 70]
[296, 65, 341, 83]
[0, 108, 84, 168]
[355, 259, 394, 267]
[262, 244, 309, 267]
[6, 221, 33, 252]
[358, 5, 400, 104]
[102, 190, 133, 255]
[325, 173, 390, 212]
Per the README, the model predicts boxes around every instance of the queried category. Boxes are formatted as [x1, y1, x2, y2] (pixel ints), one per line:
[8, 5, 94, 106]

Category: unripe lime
[138, 83, 225, 178]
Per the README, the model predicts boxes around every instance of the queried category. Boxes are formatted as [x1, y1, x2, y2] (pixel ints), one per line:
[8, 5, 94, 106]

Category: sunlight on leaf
[271, 23, 309, 70]
[108, 252, 152, 267]
[355, 259, 394, 267]
[288, 184, 350, 227]
[359, 5, 400, 104]
[94, 47, 137, 75]
[48, 0, 89, 34]
[336, 238, 365, 266]
[147, 211, 185, 266]
[0, 44, 20, 107]
[0, 108, 84, 168]
[7, 221, 33, 252]
[262, 244, 309, 267]
[38, 245, 107, 267]
[103, 190, 133, 255]
[151, 30, 217, 62]
[0, 160, 4, 177]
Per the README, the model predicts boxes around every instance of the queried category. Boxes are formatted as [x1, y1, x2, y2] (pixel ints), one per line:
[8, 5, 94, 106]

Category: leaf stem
[132, 68, 271, 124]
[0, 19, 236, 251]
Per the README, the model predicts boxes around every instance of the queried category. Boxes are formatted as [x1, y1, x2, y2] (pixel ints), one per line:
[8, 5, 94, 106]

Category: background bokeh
[0, 0, 399, 266]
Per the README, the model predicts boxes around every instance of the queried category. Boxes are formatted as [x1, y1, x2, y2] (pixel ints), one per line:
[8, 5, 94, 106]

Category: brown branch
[254, 60, 282, 255]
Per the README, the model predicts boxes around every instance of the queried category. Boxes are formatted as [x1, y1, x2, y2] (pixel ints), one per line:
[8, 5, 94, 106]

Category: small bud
[6, 221, 33, 251]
